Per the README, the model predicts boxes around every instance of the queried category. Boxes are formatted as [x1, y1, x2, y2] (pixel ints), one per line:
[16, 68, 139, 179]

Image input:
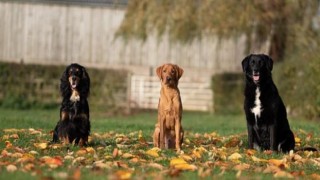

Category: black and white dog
[242, 54, 295, 153]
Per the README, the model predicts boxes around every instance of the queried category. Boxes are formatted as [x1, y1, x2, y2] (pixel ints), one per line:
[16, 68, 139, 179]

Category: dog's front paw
[176, 149, 184, 154]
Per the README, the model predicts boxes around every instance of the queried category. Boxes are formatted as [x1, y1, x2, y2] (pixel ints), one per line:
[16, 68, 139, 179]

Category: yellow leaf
[268, 159, 289, 169]
[122, 153, 134, 159]
[85, 147, 95, 154]
[3, 129, 22, 133]
[295, 137, 301, 143]
[179, 154, 193, 161]
[29, 151, 39, 155]
[252, 156, 268, 162]
[114, 170, 132, 180]
[11, 153, 23, 158]
[146, 148, 160, 157]
[234, 163, 250, 171]
[174, 163, 197, 171]
[105, 155, 113, 160]
[28, 128, 42, 135]
[6, 164, 17, 172]
[274, 171, 294, 178]
[170, 158, 188, 166]
[9, 134, 19, 139]
[192, 146, 207, 158]
[64, 155, 74, 160]
[130, 157, 139, 163]
[50, 144, 63, 149]
[33, 143, 48, 150]
[148, 163, 164, 170]
[76, 149, 87, 156]
[16, 153, 35, 163]
[228, 152, 242, 162]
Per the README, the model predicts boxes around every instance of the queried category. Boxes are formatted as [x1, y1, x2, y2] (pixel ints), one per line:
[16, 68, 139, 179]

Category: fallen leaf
[225, 137, 241, 147]
[114, 170, 132, 180]
[228, 152, 242, 162]
[246, 149, 256, 156]
[76, 149, 87, 156]
[28, 128, 42, 135]
[233, 163, 250, 171]
[6, 164, 17, 172]
[268, 159, 288, 169]
[180, 154, 193, 161]
[33, 143, 48, 150]
[5, 141, 13, 148]
[73, 168, 81, 180]
[146, 148, 160, 158]
[16, 153, 35, 163]
[122, 153, 135, 159]
[29, 151, 39, 155]
[9, 134, 19, 139]
[147, 163, 164, 170]
[274, 170, 294, 178]
[23, 163, 35, 171]
[85, 147, 95, 154]
[174, 163, 197, 171]
[40, 156, 63, 168]
[310, 173, 320, 179]
[11, 153, 23, 158]
[170, 158, 197, 171]
[251, 156, 268, 162]
[113, 148, 119, 158]
[170, 158, 188, 166]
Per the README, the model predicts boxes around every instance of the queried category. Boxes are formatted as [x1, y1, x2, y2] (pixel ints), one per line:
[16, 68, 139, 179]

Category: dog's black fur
[52, 63, 90, 146]
[242, 54, 295, 153]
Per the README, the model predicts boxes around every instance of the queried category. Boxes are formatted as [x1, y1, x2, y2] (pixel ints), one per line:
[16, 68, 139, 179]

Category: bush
[273, 52, 320, 120]
[211, 73, 244, 114]
[0, 62, 129, 114]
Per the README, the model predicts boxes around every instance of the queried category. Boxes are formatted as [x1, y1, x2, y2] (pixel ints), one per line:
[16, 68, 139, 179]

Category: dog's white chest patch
[251, 88, 263, 122]
[70, 90, 80, 102]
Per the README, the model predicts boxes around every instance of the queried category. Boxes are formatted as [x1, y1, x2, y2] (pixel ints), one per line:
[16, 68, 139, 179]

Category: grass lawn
[0, 108, 319, 179]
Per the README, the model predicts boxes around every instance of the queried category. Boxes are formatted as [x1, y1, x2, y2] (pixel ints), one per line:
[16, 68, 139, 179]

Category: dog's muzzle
[71, 76, 77, 89]
[253, 72, 260, 83]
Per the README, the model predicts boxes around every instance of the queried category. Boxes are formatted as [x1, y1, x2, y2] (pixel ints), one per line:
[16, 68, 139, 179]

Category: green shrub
[273, 52, 320, 120]
[0, 62, 128, 114]
[211, 73, 244, 114]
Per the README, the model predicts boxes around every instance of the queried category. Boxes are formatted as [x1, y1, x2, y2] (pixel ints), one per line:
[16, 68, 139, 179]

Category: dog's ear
[156, 65, 163, 79]
[82, 67, 90, 82]
[81, 67, 90, 96]
[60, 66, 71, 97]
[175, 65, 184, 80]
[241, 55, 251, 72]
[265, 55, 273, 72]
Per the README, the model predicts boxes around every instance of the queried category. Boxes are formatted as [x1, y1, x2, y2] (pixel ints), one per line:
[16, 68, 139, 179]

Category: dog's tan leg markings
[62, 136, 70, 145]
[61, 111, 69, 121]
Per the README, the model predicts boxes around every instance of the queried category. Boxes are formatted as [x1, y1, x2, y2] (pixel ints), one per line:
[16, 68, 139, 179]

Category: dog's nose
[72, 76, 76, 81]
[166, 76, 172, 81]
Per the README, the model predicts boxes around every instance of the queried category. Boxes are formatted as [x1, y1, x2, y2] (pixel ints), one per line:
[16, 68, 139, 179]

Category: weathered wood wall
[130, 75, 213, 111]
[0, 1, 245, 77]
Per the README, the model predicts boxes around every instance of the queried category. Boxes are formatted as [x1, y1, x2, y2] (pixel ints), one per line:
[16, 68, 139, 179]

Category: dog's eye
[163, 70, 166, 73]
[171, 70, 175, 74]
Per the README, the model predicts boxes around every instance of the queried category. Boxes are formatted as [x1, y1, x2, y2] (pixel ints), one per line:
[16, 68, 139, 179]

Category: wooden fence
[130, 75, 213, 111]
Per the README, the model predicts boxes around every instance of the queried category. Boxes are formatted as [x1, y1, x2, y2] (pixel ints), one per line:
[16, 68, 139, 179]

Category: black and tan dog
[242, 54, 295, 153]
[52, 63, 90, 146]
[153, 63, 184, 152]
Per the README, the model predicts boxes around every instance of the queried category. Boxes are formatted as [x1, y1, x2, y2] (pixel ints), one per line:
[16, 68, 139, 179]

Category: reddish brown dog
[153, 63, 184, 151]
